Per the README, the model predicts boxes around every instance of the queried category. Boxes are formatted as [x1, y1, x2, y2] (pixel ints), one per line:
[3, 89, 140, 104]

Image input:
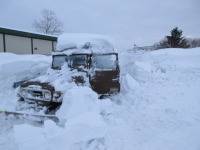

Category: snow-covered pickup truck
[17, 34, 120, 114]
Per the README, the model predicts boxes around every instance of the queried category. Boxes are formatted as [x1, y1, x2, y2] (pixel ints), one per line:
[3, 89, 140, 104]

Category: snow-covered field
[0, 47, 200, 150]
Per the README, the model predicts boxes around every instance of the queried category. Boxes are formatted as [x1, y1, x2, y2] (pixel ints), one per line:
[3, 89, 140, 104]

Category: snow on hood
[56, 33, 115, 54]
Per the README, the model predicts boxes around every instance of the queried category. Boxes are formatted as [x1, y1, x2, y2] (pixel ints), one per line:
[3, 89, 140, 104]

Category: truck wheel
[15, 98, 25, 111]
[18, 97, 25, 102]
[45, 104, 61, 115]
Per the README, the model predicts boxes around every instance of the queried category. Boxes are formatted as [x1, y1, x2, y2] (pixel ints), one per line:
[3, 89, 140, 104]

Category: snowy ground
[0, 48, 200, 150]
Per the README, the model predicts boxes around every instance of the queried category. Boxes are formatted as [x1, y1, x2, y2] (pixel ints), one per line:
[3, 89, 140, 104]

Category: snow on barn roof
[55, 33, 115, 54]
[0, 27, 57, 41]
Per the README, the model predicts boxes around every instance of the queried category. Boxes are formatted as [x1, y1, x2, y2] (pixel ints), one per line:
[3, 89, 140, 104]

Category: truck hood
[20, 81, 55, 92]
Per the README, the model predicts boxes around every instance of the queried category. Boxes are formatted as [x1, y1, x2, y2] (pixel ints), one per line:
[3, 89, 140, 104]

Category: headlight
[20, 89, 27, 97]
[44, 91, 51, 101]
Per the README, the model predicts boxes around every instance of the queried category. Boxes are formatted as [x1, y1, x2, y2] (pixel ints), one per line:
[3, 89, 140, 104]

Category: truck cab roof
[54, 33, 116, 55]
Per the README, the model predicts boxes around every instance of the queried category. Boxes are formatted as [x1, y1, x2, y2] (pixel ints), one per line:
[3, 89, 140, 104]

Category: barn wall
[53, 41, 57, 51]
[33, 39, 52, 55]
[5, 35, 32, 54]
[0, 34, 4, 52]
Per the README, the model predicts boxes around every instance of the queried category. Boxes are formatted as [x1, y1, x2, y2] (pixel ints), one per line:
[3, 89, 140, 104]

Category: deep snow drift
[0, 53, 51, 111]
[0, 47, 200, 150]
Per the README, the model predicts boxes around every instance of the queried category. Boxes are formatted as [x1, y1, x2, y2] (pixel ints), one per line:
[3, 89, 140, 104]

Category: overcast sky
[0, 0, 199, 49]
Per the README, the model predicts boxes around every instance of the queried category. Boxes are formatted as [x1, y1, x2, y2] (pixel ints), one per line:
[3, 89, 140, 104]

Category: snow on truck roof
[54, 33, 115, 55]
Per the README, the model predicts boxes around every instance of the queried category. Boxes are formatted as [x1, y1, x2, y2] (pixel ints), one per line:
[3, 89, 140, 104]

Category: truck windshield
[66, 55, 88, 68]
[92, 54, 117, 70]
[52, 55, 88, 69]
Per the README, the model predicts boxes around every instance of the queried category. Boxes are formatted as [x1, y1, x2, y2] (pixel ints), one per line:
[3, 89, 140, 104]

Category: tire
[15, 98, 25, 111]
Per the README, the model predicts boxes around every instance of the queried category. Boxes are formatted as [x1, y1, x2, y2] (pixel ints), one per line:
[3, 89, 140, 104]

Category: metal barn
[0, 27, 57, 55]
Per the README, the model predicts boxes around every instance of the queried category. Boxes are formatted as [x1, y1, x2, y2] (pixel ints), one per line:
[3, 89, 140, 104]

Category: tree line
[154, 27, 200, 49]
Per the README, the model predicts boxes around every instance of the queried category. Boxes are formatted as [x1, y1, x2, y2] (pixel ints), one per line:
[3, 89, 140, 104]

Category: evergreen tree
[167, 27, 190, 48]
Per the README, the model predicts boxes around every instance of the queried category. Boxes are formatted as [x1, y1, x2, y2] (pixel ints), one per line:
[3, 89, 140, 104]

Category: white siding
[33, 39, 52, 55]
[5, 35, 32, 54]
[53, 41, 57, 51]
[0, 34, 4, 52]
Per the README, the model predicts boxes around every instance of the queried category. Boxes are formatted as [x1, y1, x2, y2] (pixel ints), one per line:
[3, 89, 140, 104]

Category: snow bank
[151, 48, 200, 69]
[13, 86, 106, 150]
[1, 47, 200, 150]
[57, 86, 101, 120]
[56, 33, 115, 53]
[111, 47, 200, 150]
[0, 53, 51, 89]
[0, 52, 51, 111]
[151, 47, 200, 56]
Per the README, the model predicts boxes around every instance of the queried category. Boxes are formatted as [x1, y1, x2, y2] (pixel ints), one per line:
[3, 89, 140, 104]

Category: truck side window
[92, 55, 117, 70]
[52, 55, 67, 69]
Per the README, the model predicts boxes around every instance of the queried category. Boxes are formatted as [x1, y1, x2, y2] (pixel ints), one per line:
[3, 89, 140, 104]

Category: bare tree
[154, 37, 169, 48]
[186, 38, 200, 48]
[32, 9, 63, 35]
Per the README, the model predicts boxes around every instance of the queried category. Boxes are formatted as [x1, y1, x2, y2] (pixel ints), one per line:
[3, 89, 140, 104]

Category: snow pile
[56, 33, 115, 53]
[56, 87, 101, 120]
[151, 48, 200, 69]
[1, 47, 200, 150]
[0, 52, 51, 111]
[13, 87, 106, 150]
[112, 47, 200, 150]
[0, 53, 51, 89]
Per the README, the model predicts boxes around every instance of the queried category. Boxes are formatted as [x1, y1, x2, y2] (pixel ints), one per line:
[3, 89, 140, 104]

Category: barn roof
[0, 27, 57, 41]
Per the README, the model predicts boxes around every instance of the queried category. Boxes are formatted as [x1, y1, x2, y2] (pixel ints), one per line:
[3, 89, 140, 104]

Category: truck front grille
[20, 88, 51, 101]
[29, 90, 43, 99]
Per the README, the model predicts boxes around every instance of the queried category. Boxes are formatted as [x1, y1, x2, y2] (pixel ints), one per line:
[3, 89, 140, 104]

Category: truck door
[90, 53, 120, 94]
